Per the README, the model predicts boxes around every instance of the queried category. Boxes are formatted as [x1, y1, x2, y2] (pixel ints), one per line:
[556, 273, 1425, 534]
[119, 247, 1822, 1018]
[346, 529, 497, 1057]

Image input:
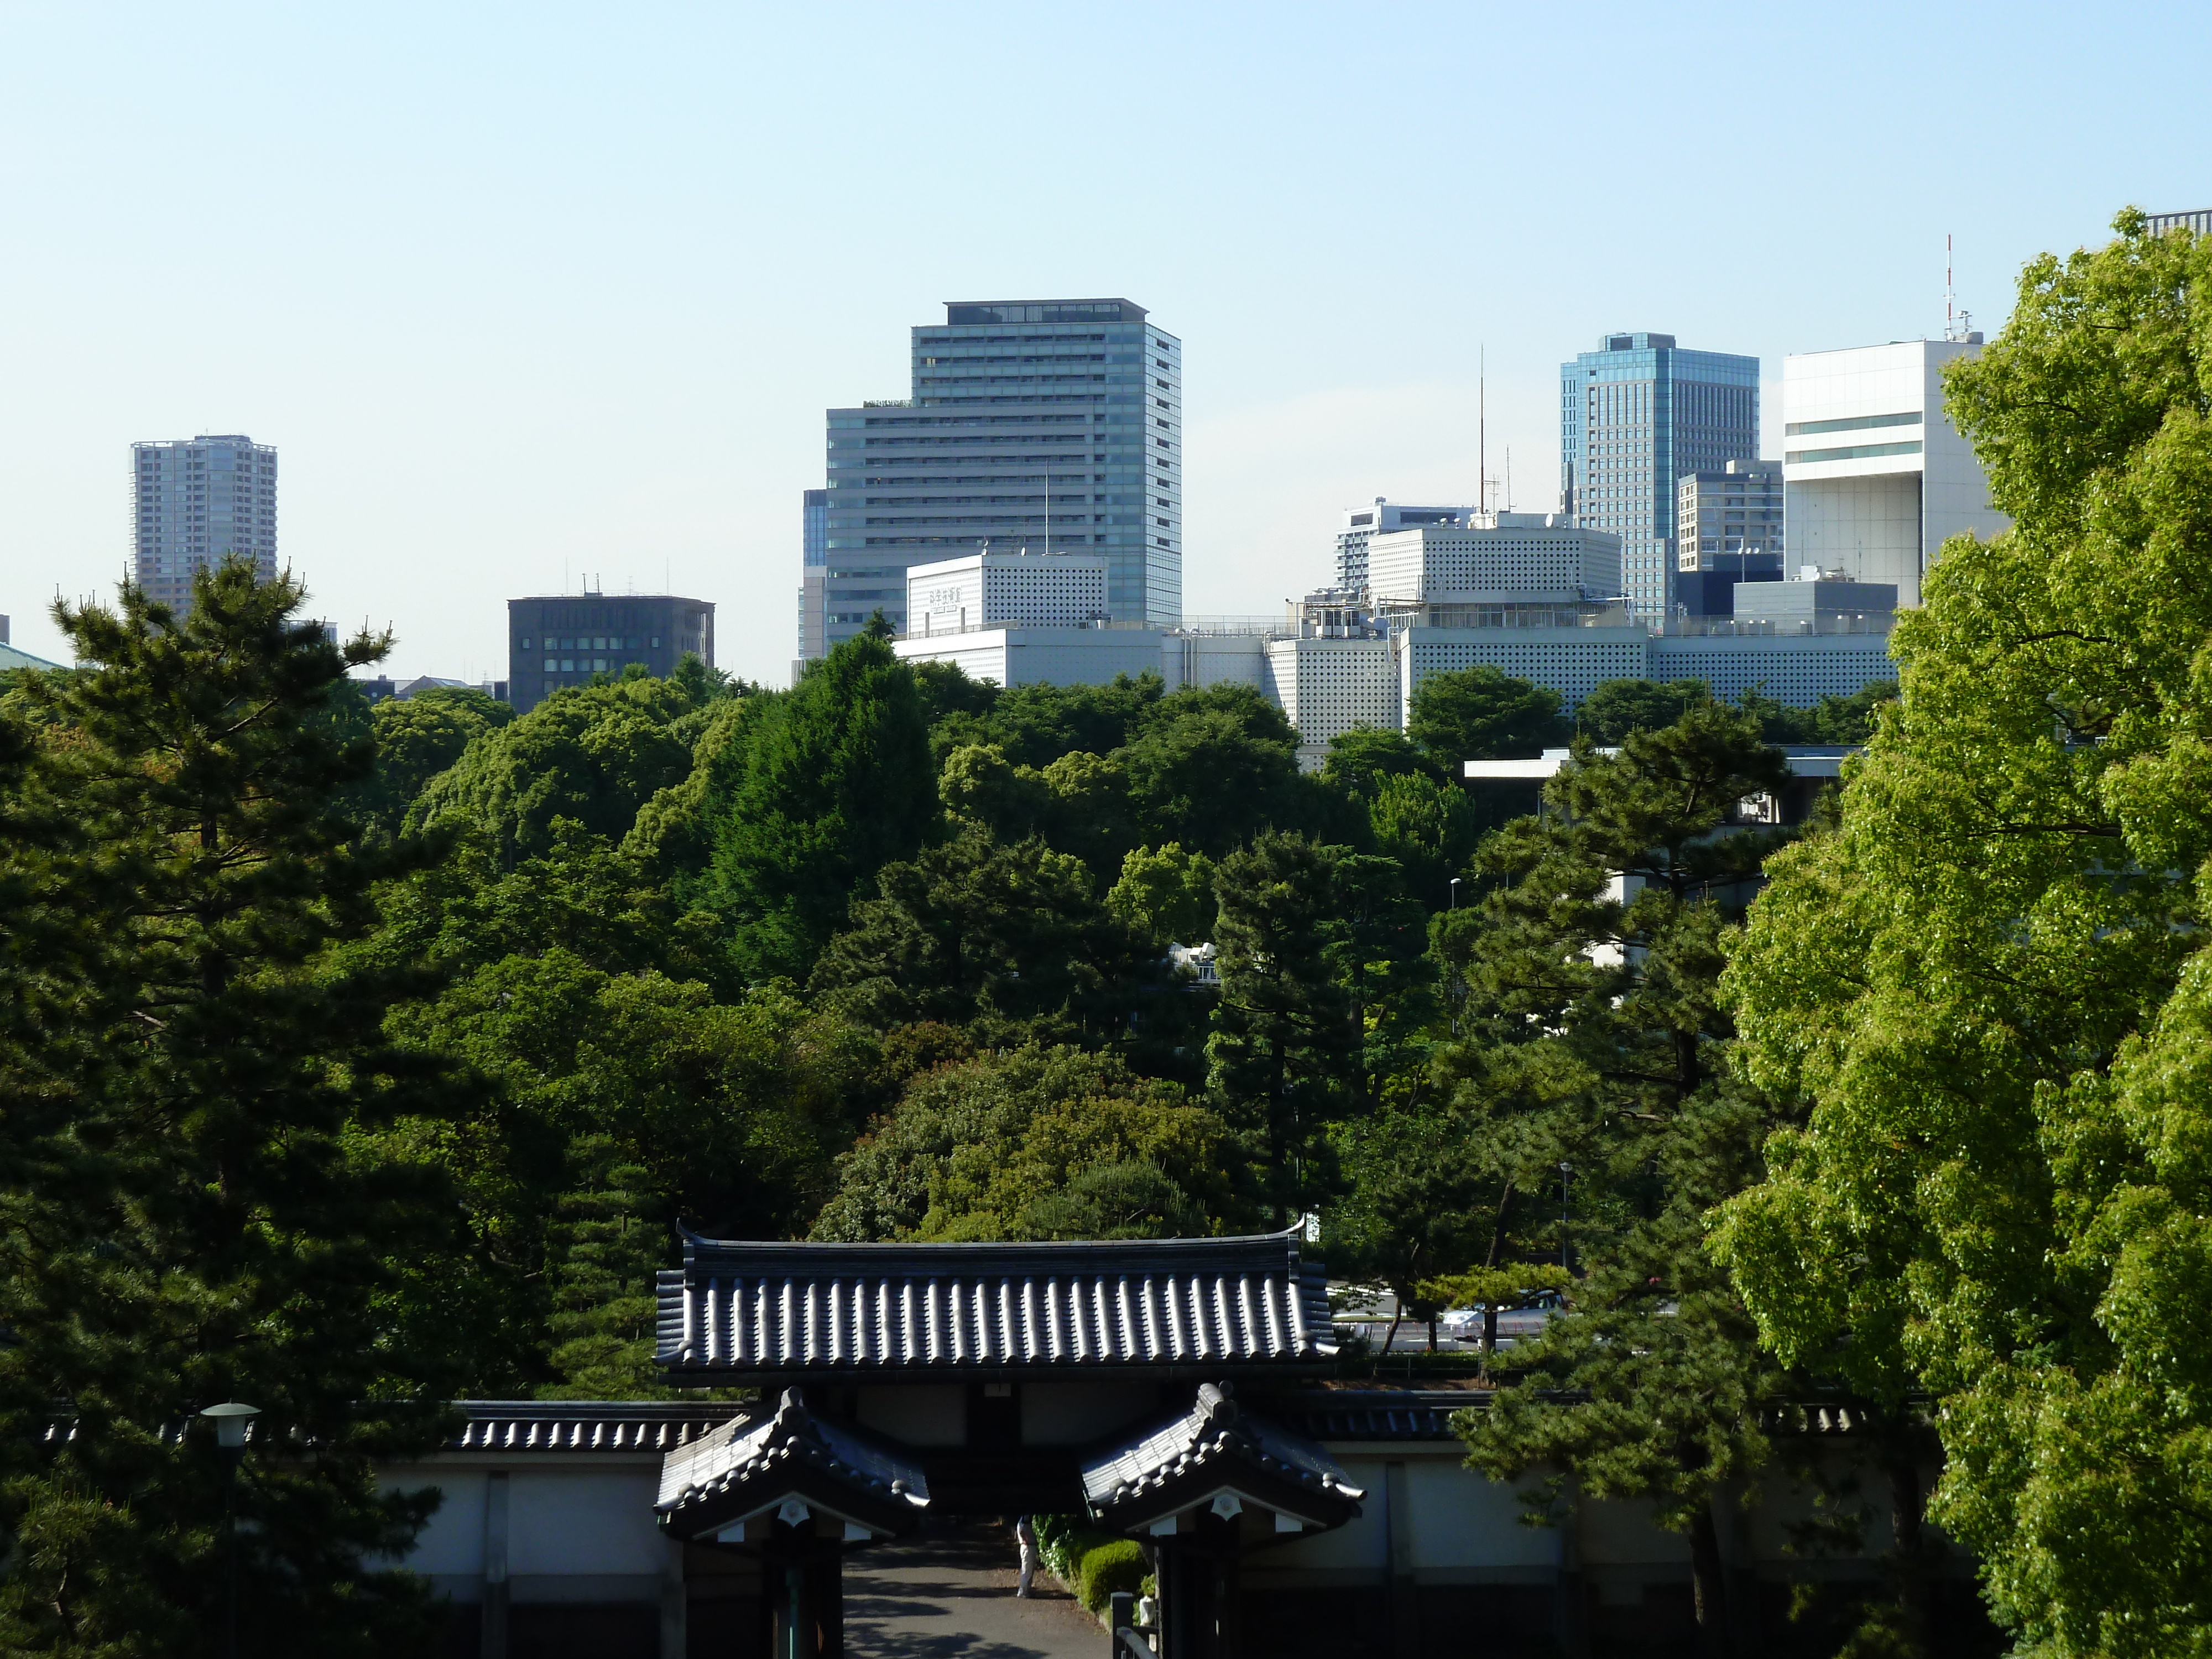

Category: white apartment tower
[1782, 340, 2007, 608]
[132, 435, 278, 616]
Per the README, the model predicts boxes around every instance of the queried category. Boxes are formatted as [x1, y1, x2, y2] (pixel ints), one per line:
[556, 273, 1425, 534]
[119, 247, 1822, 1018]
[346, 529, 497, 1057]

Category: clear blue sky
[2, 2, 2204, 685]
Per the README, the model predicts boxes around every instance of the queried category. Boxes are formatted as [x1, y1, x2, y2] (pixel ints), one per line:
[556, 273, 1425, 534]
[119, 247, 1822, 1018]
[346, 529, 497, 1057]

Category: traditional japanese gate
[649, 1228, 1366, 1658]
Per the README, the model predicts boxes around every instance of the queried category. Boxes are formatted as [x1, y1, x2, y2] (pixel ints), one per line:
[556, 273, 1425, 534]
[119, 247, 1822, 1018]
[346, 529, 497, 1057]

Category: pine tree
[0, 561, 478, 1656]
[1206, 833, 1356, 1223]
[540, 1136, 672, 1399]
[1444, 706, 1795, 1656]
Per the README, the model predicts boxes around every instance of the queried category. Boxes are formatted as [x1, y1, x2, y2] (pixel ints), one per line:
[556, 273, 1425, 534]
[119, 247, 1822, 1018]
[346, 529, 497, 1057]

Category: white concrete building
[1368, 513, 1620, 608]
[894, 625, 1165, 690]
[1266, 635, 1399, 767]
[1782, 339, 2008, 608]
[1394, 626, 1653, 718]
[1334, 499, 1478, 591]
[906, 549, 1110, 637]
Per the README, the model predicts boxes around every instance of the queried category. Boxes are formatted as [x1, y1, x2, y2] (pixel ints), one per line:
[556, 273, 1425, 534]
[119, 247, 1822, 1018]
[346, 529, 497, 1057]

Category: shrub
[1074, 1537, 1149, 1610]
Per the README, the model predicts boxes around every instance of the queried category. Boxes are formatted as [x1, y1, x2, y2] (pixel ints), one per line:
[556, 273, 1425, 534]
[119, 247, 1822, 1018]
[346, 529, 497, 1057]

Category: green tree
[927, 672, 1164, 768]
[1575, 676, 1711, 742]
[346, 685, 514, 839]
[1406, 665, 1567, 761]
[1365, 769, 1481, 911]
[1120, 684, 1306, 857]
[809, 1046, 1248, 1242]
[1206, 833, 1357, 1221]
[1708, 211, 2212, 1659]
[0, 562, 475, 1655]
[707, 631, 937, 980]
[1318, 726, 1444, 797]
[807, 826, 1161, 1048]
[411, 673, 700, 864]
[539, 1135, 671, 1399]
[1444, 706, 1795, 1652]
[1106, 842, 1218, 947]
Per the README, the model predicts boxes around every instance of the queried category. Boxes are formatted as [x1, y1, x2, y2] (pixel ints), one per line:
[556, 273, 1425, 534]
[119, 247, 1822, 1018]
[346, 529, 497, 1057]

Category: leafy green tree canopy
[1573, 676, 1712, 743]
[706, 631, 937, 980]
[1709, 211, 2212, 1659]
[1406, 665, 1567, 761]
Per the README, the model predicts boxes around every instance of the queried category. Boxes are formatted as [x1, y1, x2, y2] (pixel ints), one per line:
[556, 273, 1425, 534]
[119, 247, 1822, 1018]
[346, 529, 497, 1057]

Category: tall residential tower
[1560, 333, 1759, 619]
[802, 299, 1180, 661]
[132, 435, 278, 615]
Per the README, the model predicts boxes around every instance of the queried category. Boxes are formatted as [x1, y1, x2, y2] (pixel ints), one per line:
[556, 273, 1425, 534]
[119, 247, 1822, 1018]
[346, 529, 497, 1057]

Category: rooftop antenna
[1479, 345, 1486, 517]
[1506, 446, 1512, 513]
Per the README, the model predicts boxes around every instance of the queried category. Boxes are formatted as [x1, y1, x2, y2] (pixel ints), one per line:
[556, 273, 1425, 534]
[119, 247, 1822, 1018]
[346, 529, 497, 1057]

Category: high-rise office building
[2145, 208, 2210, 237]
[797, 488, 828, 662]
[1334, 499, 1479, 590]
[1560, 333, 1759, 620]
[802, 299, 1180, 661]
[1782, 339, 2007, 608]
[1674, 461, 1786, 615]
[132, 435, 278, 615]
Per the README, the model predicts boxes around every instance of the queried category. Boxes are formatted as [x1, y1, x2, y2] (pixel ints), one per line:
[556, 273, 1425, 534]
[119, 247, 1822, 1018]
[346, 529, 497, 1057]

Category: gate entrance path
[843, 1522, 1097, 1659]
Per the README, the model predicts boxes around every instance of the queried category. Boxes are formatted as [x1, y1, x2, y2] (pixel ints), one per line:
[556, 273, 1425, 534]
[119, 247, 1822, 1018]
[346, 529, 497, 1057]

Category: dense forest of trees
[1, 213, 2205, 1657]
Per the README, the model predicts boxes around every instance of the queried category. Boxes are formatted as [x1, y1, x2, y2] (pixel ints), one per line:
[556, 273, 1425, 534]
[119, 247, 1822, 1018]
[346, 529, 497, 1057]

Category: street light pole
[200, 1402, 260, 1659]
[1558, 1162, 1573, 1274]
[1448, 878, 1465, 1035]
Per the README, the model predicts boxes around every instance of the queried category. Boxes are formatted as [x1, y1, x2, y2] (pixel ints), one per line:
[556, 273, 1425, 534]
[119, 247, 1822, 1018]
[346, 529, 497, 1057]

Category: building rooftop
[655, 1227, 1335, 1383]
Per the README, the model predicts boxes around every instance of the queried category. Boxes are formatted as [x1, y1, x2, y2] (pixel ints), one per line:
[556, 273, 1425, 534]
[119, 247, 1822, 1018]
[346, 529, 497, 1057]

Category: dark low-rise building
[508, 594, 714, 713]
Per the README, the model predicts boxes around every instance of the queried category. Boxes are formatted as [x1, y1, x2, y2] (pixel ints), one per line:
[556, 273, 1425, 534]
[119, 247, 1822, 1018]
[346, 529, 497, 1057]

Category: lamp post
[1558, 1162, 1573, 1274]
[200, 1402, 260, 1659]
[1448, 878, 1464, 1035]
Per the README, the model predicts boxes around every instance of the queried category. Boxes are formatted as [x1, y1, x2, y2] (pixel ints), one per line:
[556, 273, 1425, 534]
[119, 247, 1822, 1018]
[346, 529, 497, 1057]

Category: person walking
[1014, 1514, 1039, 1598]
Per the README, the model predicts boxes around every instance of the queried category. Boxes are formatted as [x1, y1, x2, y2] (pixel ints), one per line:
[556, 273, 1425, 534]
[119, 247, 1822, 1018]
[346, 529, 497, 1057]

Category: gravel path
[844, 1522, 1103, 1658]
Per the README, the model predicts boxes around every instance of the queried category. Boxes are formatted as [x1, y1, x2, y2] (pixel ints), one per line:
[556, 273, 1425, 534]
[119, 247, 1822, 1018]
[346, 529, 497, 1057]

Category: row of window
[519, 635, 662, 651]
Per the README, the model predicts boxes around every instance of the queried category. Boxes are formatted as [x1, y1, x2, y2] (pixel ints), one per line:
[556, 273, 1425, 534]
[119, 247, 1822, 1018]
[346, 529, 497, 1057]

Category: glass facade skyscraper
[132, 434, 278, 617]
[803, 299, 1180, 660]
[1560, 333, 1758, 619]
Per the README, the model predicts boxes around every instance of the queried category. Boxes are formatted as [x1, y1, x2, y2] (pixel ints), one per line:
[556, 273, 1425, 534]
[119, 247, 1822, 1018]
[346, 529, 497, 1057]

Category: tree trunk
[1379, 1307, 1401, 1357]
[1687, 1502, 1731, 1659]
[1887, 1448, 1933, 1655]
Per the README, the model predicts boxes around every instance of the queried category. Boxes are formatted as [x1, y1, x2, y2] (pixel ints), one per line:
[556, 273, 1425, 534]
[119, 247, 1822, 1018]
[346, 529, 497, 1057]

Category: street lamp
[1447, 878, 1466, 1035]
[1558, 1163, 1573, 1274]
[200, 1402, 260, 1659]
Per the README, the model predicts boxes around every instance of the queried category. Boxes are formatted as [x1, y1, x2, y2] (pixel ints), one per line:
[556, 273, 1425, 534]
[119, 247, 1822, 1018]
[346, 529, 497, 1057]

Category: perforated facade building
[906, 549, 1110, 636]
[1265, 636, 1399, 766]
[1367, 514, 1620, 607]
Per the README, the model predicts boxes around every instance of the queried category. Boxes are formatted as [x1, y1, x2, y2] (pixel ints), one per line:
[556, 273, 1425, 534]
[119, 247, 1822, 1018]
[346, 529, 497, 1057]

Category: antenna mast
[1479, 345, 1486, 517]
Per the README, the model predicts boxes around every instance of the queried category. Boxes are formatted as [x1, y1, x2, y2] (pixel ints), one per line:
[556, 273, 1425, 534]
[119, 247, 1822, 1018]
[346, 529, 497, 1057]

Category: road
[844, 1522, 1103, 1658]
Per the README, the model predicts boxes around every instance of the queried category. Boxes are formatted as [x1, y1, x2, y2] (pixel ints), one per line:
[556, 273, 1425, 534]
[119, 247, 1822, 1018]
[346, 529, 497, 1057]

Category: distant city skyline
[1, 7, 2202, 685]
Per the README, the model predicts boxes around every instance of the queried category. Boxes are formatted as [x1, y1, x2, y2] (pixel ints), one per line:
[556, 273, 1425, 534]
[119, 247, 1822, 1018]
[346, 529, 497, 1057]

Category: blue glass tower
[1560, 333, 1759, 620]
[804, 299, 1180, 660]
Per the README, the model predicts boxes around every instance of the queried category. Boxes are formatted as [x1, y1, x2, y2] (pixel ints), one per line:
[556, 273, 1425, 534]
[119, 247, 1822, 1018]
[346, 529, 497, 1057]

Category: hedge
[1030, 1514, 1149, 1613]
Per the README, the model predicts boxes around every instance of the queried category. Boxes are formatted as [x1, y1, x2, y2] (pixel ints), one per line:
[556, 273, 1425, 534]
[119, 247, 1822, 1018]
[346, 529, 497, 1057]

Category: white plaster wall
[384, 1466, 489, 1576]
[507, 1470, 666, 1575]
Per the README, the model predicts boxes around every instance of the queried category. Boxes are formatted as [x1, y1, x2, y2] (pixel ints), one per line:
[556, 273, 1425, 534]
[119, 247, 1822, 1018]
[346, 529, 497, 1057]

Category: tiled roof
[1082, 1383, 1364, 1526]
[656, 1389, 928, 1533]
[656, 1228, 1334, 1382]
[444, 1400, 741, 1454]
[1273, 1389, 1481, 1442]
